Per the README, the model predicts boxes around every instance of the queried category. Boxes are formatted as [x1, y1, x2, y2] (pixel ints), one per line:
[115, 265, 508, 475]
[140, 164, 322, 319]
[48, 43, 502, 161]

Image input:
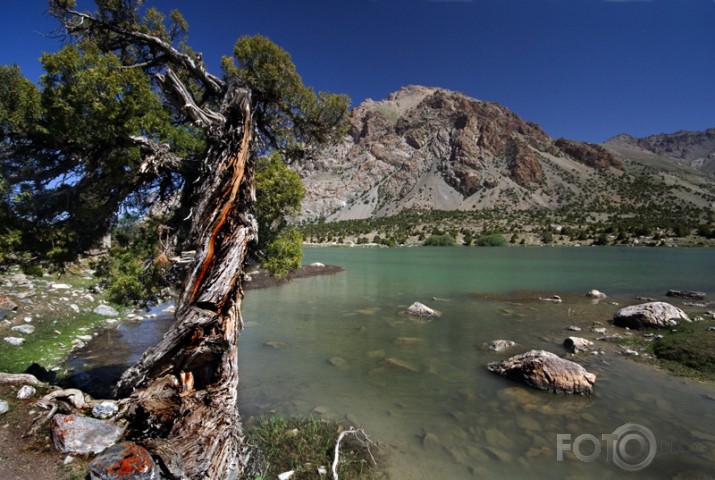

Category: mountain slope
[604, 129, 715, 176]
[295, 86, 626, 222]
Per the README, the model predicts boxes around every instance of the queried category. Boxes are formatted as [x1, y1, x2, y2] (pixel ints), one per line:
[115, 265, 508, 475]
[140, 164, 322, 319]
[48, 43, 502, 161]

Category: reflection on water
[67, 247, 715, 479]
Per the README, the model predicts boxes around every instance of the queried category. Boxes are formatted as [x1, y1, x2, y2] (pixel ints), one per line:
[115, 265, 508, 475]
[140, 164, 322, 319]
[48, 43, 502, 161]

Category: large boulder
[88, 442, 159, 480]
[613, 302, 690, 329]
[487, 350, 596, 395]
[50, 414, 125, 455]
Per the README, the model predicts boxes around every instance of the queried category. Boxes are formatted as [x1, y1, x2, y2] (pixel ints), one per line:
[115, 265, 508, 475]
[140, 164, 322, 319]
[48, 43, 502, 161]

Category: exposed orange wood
[189, 106, 252, 305]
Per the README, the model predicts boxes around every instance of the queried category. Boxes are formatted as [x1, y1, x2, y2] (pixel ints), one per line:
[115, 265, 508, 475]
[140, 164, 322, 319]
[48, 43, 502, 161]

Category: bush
[475, 233, 507, 247]
[262, 228, 303, 278]
[423, 234, 456, 246]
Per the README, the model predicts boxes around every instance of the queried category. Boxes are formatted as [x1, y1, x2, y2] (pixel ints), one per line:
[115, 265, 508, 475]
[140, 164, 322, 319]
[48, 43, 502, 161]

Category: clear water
[239, 247, 715, 479]
[66, 246, 715, 478]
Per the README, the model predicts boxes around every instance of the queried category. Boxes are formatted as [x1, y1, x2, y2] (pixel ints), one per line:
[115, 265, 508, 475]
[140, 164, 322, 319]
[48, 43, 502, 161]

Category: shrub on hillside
[423, 234, 456, 246]
[475, 234, 508, 247]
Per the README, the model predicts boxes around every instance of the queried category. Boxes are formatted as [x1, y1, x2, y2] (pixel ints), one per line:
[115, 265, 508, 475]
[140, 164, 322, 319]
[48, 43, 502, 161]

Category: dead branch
[331, 427, 377, 480]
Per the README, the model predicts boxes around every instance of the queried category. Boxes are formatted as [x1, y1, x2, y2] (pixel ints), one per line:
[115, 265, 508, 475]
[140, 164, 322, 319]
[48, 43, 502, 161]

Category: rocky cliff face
[295, 86, 624, 222]
[604, 129, 715, 176]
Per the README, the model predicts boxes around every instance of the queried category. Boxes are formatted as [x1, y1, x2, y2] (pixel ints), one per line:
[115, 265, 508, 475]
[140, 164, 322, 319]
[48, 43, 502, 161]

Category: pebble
[11, 324, 35, 334]
[4, 337, 25, 346]
[16, 385, 36, 399]
[567, 326, 582, 332]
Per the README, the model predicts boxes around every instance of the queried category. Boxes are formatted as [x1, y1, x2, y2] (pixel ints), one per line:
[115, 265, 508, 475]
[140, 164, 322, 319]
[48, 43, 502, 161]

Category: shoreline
[244, 264, 344, 290]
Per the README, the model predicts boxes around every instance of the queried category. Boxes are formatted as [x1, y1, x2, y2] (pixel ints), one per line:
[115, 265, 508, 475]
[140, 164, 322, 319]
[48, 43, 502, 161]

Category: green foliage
[261, 228, 303, 279]
[475, 233, 507, 247]
[222, 35, 350, 159]
[423, 234, 456, 246]
[93, 216, 170, 304]
[243, 416, 383, 480]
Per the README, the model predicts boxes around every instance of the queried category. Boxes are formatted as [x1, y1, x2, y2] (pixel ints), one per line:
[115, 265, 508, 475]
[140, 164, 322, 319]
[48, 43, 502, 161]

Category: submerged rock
[88, 442, 159, 480]
[613, 301, 690, 329]
[406, 302, 439, 317]
[384, 357, 419, 373]
[563, 337, 593, 354]
[485, 339, 518, 352]
[486, 350, 596, 395]
[666, 290, 706, 300]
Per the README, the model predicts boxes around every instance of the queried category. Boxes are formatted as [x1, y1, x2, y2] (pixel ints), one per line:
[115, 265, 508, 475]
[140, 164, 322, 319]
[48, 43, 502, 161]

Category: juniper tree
[0, 1, 349, 477]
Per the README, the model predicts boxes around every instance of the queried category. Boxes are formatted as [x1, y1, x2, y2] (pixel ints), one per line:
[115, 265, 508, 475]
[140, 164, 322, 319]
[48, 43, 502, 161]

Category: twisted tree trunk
[114, 86, 256, 479]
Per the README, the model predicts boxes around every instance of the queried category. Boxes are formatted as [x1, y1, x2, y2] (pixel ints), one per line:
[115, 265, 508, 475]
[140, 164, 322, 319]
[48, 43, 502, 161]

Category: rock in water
[50, 414, 125, 455]
[563, 337, 594, 354]
[613, 302, 690, 329]
[406, 302, 439, 317]
[487, 350, 596, 395]
[88, 442, 159, 480]
[586, 289, 607, 299]
[486, 339, 517, 352]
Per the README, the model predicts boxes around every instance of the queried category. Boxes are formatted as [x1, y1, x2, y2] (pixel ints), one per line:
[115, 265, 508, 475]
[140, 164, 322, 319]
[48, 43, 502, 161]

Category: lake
[66, 246, 715, 478]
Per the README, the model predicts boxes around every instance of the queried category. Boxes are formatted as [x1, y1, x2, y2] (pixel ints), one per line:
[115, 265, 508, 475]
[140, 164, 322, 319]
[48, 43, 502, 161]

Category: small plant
[241, 416, 384, 480]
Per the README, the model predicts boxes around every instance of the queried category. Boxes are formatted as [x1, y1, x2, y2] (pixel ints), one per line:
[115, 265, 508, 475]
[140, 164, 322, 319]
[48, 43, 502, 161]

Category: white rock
[278, 471, 295, 480]
[587, 289, 607, 299]
[4, 337, 25, 346]
[563, 336, 594, 354]
[23, 316, 32, 323]
[70, 304, 80, 313]
[92, 401, 119, 419]
[93, 305, 119, 317]
[406, 301, 439, 317]
[567, 325, 582, 332]
[16, 385, 36, 399]
[51, 283, 72, 290]
[11, 325, 35, 335]
[0, 400, 9, 415]
[310, 262, 325, 268]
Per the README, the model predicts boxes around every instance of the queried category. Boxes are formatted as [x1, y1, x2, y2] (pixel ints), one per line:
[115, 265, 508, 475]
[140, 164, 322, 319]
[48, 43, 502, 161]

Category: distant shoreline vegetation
[298, 208, 715, 248]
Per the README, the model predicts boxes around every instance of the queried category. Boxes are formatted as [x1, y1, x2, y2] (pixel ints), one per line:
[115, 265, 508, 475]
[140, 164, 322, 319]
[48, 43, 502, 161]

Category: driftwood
[0, 372, 42, 385]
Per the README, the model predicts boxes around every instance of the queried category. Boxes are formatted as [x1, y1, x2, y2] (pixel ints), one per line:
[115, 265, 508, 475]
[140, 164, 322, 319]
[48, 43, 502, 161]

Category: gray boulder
[613, 301, 690, 329]
[50, 414, 125, 455]
[88, 442, 159, 480]
[563, 337, 594, 354]
[406, 302, 439, 317]
[487, 350, 596, 395]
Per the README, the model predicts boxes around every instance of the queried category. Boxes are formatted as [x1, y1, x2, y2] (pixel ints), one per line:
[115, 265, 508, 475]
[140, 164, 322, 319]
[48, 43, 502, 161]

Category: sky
[1, 0, 714, 143]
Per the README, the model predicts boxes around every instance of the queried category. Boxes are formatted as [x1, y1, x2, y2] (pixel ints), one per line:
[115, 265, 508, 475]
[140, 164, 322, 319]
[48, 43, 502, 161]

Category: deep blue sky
[1, 0, 714, 143]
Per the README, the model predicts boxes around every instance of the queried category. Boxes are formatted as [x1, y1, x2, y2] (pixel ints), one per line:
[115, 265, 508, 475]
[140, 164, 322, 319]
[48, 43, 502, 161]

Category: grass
[242, 416, 385, 480]
[615, 317, 715, 383]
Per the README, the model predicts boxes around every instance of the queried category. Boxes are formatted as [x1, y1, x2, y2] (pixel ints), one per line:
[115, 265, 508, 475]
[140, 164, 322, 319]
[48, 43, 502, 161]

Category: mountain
[295, 85, 624, 222]
[294, 86, 715, 246]
[604, 129, 715, 176]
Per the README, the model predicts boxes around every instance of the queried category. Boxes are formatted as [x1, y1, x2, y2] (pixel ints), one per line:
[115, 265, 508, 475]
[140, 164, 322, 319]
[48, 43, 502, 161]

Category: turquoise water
[239, 246, 715, 479]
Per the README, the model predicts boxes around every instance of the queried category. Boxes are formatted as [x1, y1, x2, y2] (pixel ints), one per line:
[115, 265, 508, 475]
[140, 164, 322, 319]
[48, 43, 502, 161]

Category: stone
[567, 326, 582, 332]
[309, 262, 325, 268]
[16, 385, 36, 399]
[487, 350, 596, 395]
[11, 324, 35, 335]
[540, 295, 562, 303]
[0, 296, 18, 311]
[50, 414, 125, 455]
[406, 301, 439, 317]
[94, 305, 120, 317]
[0, 400, 8, 415]
[4, 337, 25, 346]
[591, 327, 607, 334]
[92, 401, 119, 419]
[486, 339, 517, 352]
[613, 301, 690, 329]
[422, 432, 441, 448]
[384, 357, 419, 373]
[563, 336, 593, 354]
[328, 357, 348, 369]
[666, 290, 706, 300]
[51, 283, 72, 290]
[70, 304, 80, 313]
[586, 289, 607, 299]
[88, 442, 159, 480]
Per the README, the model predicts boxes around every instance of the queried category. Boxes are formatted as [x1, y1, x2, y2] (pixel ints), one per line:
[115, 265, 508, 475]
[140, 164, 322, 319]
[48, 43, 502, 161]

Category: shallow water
[66, 247, 715, 478]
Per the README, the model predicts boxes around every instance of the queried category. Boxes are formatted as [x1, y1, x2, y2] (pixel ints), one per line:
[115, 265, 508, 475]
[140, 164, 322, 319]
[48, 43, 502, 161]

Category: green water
[239, 247, 715, 479]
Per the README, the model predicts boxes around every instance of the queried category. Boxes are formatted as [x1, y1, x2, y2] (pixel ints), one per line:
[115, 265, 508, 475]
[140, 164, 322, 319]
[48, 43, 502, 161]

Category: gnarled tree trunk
[114, 85, 256, 479]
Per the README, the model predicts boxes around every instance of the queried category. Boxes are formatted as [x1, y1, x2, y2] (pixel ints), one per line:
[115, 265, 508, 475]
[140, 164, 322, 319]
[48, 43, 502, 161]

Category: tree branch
[130, 135, 197, 176]
[156, 69, 225, 130]
[55, 5, 225, 95]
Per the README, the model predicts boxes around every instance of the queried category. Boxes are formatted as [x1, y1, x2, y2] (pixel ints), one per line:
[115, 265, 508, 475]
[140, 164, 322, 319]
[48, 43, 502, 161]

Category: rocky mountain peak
[296, 86, 624, 222]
